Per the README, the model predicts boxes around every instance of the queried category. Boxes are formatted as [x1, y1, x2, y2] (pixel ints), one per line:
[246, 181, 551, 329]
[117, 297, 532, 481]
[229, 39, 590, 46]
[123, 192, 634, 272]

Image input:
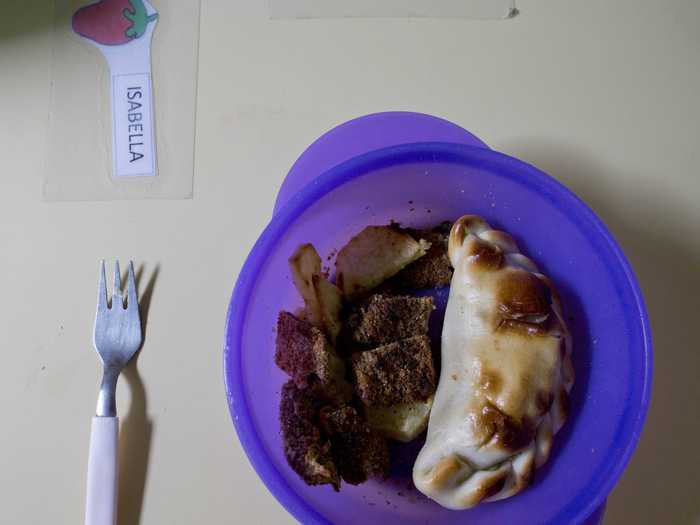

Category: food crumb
[451, 373, 458, 380]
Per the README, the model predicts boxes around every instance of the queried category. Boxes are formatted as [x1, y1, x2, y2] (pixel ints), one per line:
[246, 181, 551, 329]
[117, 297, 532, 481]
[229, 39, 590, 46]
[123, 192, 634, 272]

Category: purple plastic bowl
[224, 141, 652, 524]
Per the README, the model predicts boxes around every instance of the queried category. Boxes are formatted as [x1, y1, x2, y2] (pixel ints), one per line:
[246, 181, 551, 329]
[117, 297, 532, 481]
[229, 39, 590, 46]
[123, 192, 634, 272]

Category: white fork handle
[85, 417, 119, 525]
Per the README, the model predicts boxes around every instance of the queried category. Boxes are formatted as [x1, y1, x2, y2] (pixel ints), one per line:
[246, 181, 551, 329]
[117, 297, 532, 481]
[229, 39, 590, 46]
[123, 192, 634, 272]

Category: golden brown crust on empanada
[413, 215, 574, 509]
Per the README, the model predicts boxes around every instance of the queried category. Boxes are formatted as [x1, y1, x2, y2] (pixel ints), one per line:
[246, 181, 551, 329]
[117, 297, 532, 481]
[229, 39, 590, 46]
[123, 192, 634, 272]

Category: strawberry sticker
[72, 0, 158, 46]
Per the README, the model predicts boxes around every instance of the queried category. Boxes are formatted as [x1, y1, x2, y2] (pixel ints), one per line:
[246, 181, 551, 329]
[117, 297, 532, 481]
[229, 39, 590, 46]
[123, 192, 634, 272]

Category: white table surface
[1, 1, 699, 524]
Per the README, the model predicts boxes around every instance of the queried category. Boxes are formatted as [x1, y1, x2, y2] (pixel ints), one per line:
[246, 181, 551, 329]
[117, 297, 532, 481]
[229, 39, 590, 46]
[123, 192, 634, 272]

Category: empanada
[413, 215, 574, 509]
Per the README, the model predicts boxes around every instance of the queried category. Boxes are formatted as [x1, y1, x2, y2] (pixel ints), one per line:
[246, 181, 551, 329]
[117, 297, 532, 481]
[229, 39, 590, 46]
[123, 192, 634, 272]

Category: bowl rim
[223, 142, 653, 525]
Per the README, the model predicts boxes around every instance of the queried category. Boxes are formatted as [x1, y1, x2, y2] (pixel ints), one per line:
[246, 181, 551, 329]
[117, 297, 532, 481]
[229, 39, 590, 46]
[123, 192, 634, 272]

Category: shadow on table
[0, 1, 55, 43]
[496, 137, 700, 525]
[117, 264, 159, 525]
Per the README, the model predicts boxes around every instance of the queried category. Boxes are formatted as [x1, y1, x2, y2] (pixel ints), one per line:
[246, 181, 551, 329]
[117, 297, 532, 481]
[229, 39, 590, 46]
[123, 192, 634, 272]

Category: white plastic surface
[85, 417, 119, 525]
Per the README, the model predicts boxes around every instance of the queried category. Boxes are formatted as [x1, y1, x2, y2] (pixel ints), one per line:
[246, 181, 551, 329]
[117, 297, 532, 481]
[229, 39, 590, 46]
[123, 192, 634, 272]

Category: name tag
[112, 73, 155, 177]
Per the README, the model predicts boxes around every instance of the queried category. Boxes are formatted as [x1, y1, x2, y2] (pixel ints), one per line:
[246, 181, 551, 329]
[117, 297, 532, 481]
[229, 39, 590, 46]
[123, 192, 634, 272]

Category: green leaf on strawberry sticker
[123, 0, 158, 40]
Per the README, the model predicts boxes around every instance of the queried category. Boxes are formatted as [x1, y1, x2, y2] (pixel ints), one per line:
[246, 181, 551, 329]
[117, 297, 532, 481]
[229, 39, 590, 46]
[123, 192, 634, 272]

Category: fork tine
[97, 260, 108, 312]
[126, 261, 139, 310]
[113, 260, 123, 308]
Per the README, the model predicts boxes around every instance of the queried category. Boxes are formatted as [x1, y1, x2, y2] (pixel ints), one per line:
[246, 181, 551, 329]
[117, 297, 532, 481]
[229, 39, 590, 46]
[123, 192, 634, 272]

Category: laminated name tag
[112, 73, 155, 177]
[44, 0, 200, 200]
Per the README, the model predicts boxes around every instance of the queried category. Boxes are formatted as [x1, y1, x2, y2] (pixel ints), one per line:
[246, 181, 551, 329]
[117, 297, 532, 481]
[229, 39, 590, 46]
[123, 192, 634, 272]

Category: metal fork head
[93, 261, 143, 416]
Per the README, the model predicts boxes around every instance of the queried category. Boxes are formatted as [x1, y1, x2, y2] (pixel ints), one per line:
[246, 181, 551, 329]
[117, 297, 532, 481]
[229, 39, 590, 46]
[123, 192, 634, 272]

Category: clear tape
[269, 0, 517, 19]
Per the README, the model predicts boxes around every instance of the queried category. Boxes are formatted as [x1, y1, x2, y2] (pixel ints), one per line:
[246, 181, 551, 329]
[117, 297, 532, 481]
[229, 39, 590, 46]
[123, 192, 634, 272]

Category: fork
[85, 261, 142, 525]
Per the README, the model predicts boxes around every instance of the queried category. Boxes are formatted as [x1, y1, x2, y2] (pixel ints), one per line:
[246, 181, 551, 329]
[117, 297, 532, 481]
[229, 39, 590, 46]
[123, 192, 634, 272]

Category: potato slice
[336, 226, 431, 300]
[289, 244, 343, 344]
[365, 396, 434, 442]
